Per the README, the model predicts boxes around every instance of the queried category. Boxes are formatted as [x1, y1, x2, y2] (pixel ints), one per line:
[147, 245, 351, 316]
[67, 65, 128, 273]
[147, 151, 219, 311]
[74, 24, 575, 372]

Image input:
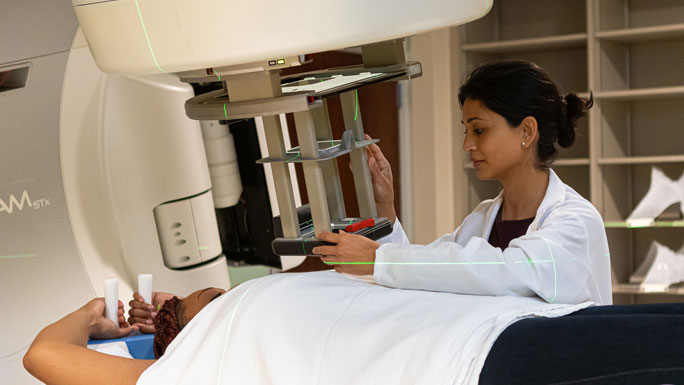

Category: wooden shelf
[554, 158, 590, 166]
[613, 283, 684, 295]
[596, 23, 684, 43]
[461, 33, 587, 54]
[605, 221, 684, 228]
[594, 86, 684, 101]
[598, 155, 684, 165]
[463, 158, 589, 170]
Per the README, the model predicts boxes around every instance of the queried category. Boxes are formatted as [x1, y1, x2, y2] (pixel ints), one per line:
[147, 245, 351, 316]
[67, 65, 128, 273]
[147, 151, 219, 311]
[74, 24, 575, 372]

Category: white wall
[400, 28, 469, 244]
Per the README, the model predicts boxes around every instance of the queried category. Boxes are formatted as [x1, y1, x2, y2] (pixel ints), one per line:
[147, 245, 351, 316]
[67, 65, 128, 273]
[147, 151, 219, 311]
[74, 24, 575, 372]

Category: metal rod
[340, 90, 378, 218]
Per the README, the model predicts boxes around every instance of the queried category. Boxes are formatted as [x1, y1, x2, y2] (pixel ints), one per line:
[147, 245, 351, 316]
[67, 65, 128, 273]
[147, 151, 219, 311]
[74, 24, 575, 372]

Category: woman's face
[461, 98, 528, 180]
[181, 287, 226, 322]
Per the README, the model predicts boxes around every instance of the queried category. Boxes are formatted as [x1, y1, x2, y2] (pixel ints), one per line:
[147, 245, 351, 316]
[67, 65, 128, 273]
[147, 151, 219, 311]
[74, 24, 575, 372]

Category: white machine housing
[74, 0, 492, 75]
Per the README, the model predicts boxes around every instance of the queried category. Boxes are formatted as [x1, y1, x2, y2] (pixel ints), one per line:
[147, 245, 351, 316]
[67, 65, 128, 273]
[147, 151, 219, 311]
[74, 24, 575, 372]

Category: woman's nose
[463, 133, 475, 152]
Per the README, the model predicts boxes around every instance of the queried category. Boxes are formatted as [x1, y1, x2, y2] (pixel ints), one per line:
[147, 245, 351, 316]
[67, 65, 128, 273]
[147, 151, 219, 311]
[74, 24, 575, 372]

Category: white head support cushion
[627, 167, 683, 227]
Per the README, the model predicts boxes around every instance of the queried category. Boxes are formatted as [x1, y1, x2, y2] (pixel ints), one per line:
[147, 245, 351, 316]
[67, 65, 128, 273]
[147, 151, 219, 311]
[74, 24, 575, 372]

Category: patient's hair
[153, 296, 188, 358]
[458, 60, 593, 169]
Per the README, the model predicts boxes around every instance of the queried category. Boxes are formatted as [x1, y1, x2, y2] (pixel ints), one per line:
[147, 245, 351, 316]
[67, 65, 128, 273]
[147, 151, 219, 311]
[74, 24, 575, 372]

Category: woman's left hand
[82, 298, 137, 340]
[312, 231, 380, 276]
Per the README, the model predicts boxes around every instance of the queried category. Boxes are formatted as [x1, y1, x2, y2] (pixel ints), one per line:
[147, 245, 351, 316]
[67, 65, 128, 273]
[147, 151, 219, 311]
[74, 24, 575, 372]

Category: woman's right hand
[365, 134, 397, 223]
[128, 291, 175, 334]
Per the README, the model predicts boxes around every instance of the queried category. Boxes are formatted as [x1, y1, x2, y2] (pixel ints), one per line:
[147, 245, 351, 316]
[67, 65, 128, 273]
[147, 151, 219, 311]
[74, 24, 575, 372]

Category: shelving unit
[460, 0, 684, 304]
[596, 23, 684, 42]
[461, 33, 587, 53]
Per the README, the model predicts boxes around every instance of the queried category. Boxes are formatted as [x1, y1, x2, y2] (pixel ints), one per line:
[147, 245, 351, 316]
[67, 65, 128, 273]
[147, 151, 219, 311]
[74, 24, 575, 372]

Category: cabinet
[460, 0, 684, 304]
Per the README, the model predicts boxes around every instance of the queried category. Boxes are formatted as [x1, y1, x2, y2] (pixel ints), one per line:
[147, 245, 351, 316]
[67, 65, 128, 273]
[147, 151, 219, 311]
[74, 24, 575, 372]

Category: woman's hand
[312, 231, 380, 276]
[128, 291, 176, 334]
[365, 134, 396, 223]
[81, 298, 137, 340]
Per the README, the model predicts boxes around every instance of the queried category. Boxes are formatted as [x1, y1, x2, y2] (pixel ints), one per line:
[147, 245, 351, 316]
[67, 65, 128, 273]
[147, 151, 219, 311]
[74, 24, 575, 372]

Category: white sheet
[138, 271, 592, 385]
[88, 341, 133, 359]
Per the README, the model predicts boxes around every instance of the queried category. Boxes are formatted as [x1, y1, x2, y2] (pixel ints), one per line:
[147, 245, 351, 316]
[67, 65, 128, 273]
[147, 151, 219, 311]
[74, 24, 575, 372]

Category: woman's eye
[464, 127, 485, 135]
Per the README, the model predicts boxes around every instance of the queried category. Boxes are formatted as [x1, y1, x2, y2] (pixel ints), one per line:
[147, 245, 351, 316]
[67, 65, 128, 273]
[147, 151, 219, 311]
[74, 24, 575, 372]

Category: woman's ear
[520, 116, 538, 148]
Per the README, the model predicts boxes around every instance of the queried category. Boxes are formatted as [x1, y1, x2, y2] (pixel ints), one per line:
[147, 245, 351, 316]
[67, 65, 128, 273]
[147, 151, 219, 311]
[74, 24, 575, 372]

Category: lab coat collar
[482, 169, 566, 239]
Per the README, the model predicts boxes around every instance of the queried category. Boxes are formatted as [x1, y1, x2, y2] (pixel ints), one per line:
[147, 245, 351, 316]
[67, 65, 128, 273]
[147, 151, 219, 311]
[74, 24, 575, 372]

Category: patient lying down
[24, 271, 591, 385]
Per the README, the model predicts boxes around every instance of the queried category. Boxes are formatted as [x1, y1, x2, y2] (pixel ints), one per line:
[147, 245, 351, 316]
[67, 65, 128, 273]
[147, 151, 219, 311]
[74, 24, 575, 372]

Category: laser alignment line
[0, 254, 35, 259]
[543, 238, 558, 303]
[323, 260, 553, 265]
[217, 280, 258, 384]
[133, 0, 165, 73]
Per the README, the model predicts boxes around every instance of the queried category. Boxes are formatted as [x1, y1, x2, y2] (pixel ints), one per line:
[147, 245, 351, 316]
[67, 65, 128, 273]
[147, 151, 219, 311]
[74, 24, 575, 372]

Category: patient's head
[153, 287, 226, 358]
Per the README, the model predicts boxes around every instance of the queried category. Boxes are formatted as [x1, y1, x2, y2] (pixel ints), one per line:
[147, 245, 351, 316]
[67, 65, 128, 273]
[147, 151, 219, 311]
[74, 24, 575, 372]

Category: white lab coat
[375, 169, 613, 305]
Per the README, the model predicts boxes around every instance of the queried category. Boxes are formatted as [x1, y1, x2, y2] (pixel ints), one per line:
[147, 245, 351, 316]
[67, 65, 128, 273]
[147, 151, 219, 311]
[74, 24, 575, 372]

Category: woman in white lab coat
[313, 60, 684, 384]
[313, 60, 611, 305]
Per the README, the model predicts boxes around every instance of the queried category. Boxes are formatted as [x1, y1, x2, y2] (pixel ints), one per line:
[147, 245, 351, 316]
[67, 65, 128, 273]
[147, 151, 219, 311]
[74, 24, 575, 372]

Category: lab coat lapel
[481, 191, 503, 240]
[478, 169, 566, 240]
[528, 169, 566, 233]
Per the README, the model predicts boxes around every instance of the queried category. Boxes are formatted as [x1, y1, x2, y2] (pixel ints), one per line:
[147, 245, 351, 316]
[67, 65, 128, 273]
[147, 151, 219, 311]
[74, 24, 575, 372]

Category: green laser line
[354, 90, 359, 121]
[543, 238, 558, 303]
[324, 261, 509, 265]
[217, 74, 221, 81]
[133, 0, 165, 73]
[223, 103, 228, 120]
[321, 259, 555, 266]
[198, 246, 209, 250]
[287, 152, 301, 162]
[217, 281, 258, 384]
[0, 254, 35, 259]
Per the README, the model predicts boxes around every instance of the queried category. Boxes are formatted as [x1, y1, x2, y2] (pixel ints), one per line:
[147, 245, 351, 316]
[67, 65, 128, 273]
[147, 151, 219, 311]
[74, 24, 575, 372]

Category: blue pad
[88, 333, 155, 359]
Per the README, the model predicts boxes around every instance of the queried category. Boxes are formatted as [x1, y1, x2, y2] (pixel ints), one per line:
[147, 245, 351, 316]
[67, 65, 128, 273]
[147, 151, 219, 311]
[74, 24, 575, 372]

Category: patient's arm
[23, 298, 154, 385]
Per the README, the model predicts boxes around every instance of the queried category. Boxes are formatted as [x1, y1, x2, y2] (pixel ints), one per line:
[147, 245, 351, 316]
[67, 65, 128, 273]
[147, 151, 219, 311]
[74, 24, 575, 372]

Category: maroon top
[488, 207, 535, 250]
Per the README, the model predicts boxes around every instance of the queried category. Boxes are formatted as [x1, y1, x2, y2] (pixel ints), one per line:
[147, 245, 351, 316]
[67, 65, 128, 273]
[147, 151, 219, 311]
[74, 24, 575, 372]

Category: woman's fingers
[128, 308, 153, 318]
[133, 291, 153, 305]
[133, 323, 156, 334]
[313, 246, 336, 256]
[368, 156, 382, 178]
[129, 316, 154, 325]
[317, 231, 340, 243]
[129, 298, 154, 311]
[365, 135, 388, 163]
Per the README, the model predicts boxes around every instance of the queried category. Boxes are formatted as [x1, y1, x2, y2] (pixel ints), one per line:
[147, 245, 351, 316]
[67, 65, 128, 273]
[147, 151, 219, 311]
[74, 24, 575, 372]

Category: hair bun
[558, 92, 593, 148]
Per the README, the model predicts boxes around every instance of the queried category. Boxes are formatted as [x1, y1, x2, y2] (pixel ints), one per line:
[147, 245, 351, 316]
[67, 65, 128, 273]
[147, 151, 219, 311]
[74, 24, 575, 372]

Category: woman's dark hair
[458, 60, 593, 168]
[153, 296, 187, 358]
